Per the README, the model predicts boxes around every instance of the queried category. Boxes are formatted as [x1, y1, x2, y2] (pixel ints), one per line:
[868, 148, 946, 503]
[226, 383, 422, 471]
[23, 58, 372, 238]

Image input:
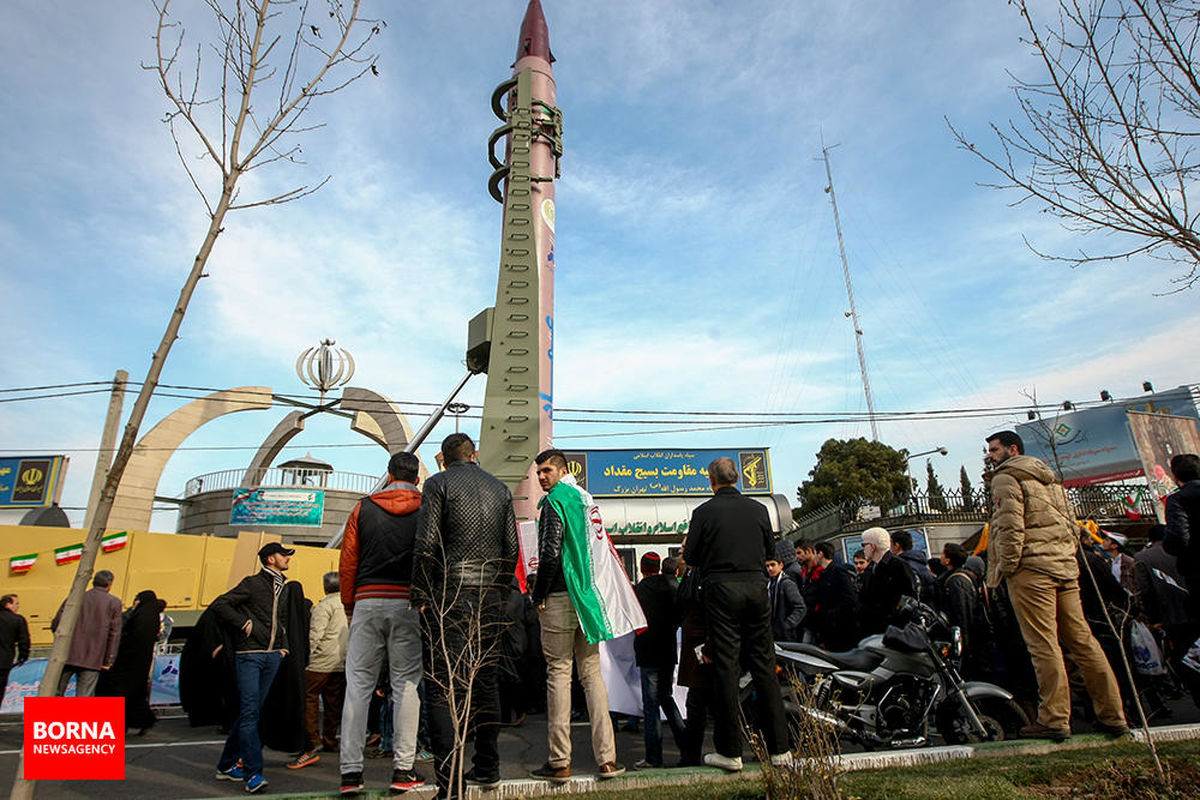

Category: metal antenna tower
[822, 143, 879, 441]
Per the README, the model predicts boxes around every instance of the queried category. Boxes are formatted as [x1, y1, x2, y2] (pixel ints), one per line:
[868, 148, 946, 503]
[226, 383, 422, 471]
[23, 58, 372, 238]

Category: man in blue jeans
[210, 541, 296, 793]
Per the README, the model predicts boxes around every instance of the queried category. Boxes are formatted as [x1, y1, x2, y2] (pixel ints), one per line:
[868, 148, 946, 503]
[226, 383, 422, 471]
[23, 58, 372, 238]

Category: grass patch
[582, 740, 1200, 800]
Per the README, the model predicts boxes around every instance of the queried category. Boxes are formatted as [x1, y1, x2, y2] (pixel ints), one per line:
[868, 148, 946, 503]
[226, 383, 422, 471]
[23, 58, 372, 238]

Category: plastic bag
[1129, 619, 1166, 676]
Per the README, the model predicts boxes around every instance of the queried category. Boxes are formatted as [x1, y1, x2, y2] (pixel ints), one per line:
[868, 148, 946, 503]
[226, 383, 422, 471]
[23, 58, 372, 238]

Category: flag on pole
[101, 531, 129, 553]
[54, 543, 83, 566]
[541, 474, 646, 644]
[9, 553, 37, 574]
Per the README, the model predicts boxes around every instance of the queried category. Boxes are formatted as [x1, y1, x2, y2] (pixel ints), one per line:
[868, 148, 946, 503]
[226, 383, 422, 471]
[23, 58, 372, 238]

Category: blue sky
[2, 0, 1197, 532]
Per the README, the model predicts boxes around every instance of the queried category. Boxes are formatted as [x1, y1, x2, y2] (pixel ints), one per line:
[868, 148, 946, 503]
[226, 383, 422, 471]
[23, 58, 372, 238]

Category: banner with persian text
[561, 448, 772, 497]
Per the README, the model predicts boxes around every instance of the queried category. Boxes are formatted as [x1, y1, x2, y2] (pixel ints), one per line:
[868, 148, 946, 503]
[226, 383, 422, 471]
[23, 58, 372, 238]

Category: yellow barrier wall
[0, 526, 338, 646]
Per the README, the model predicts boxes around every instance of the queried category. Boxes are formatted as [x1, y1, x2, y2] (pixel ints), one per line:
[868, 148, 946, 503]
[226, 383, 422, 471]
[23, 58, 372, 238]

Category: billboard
[1016, 387, 1199, 487]
[561, 448, 772, 497]
[0, 456, 66, 508]
[1127, 411, 1200, 523]
[229, 487, 325, 527]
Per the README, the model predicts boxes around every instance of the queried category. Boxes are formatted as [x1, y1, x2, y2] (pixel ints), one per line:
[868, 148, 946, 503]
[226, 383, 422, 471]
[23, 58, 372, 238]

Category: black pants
[421, 587, 502, 793]
[681, 684, 710, 766]
[703, 578, 788, 758]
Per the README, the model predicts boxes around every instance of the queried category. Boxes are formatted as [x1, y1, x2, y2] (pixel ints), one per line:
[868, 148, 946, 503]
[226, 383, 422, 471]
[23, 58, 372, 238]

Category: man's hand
[211, 645, 223, 659]
[242, 620, 253, 636]
[101, 665, 112, 671]
[280, 649, 288, 658]
[537, 603, 545, 613]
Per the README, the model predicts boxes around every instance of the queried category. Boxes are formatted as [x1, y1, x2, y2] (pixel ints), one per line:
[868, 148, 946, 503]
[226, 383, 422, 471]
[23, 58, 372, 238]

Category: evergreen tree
[959, 466, 976, 512]
[926, 460, 948, 512]
[796, 438, 910, 510]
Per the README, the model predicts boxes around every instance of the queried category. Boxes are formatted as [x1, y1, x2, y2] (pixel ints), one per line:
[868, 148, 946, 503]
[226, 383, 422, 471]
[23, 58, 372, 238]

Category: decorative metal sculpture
[295, 339, 356, 402]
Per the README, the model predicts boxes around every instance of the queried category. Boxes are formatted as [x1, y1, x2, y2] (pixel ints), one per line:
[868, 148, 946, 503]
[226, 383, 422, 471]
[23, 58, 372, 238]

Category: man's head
[1170, 453, 1200, 483]
[861, 527, 891, 564]
[794, 539, 815, 566]
[441, 433, 476, 466]
[387, 451, 420, 484]
[1146, 524, 1166, 544]
[942, 542, 967, 570]
[535, 448, 569, 492]
[852, 549, 868, 574]
[963, 556, 986, 578]
[640, 552, 661, 576]
[1102, 531, 1127, 555]
[986, 430, 1024, 466]
[258, 541, 295, 571]
[93, 570, 115, 591]
[0, 594, 17, 613]
[891, 529, 914, 555]
[661, 556, 678, 578]
[813, 541, 835, 569]
[765, 557, 783, 578]
[322, 571, 339, 596]
[707, 457, 738, 490]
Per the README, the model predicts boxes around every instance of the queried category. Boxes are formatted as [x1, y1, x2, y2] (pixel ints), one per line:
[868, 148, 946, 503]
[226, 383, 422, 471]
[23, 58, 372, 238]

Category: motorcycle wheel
[936, 697, 1027, 744]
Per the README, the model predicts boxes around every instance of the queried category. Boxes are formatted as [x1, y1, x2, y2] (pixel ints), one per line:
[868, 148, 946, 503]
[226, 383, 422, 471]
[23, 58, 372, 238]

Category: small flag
[101, 532, 129, 553]
[9, 553, 37, 574]
[1122, 488, 1142, 520]
[54, 543, 83, 566]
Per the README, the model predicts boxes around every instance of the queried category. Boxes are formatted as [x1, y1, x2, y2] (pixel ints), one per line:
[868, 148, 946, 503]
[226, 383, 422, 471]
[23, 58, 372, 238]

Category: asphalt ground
[1, 695, 1197, 799]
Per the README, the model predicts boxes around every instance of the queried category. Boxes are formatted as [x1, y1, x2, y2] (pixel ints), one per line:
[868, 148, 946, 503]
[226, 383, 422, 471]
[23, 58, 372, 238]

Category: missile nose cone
[516, 0, 553, 63]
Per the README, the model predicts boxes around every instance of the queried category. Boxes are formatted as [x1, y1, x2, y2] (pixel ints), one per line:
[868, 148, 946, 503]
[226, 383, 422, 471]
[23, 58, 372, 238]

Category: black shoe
[340, 771, 364, 796]
[1093, 721, 1131, 739]
[464, 767, 501, 790]
[390, 769, 425, 794]
[1019, 722, 1070, 742]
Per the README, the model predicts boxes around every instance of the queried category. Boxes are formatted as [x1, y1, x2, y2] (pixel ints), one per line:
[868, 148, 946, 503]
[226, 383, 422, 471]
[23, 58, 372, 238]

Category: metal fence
[184, 467, 380, 497]
[792, 483, 1159, 538]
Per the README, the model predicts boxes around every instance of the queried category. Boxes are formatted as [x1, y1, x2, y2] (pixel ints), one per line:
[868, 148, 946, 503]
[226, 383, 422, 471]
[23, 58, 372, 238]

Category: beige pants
[1007, 569, 1126, 731]
[540, 592, 616, 768]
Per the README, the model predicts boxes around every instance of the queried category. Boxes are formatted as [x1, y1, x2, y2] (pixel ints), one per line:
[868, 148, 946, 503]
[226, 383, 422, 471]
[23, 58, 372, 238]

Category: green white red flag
[101, 531, 129, 553]
[541, 474, 646, 644]
[9, 553, 37, 574]
[54, 543, 83, 566]
[1122, 488, 1142, 520]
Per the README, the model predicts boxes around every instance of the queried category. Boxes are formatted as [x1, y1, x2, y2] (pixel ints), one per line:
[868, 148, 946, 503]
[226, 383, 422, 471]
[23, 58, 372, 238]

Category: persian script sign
[568, 449, 773, 497]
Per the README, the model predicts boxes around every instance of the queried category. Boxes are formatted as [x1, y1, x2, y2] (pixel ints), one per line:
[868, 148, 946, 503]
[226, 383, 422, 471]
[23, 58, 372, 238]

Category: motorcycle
[758, 598, 1028, 749]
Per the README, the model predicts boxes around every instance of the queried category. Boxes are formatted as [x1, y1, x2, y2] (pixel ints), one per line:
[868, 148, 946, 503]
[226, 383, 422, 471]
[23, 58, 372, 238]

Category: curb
[189, 722, 1200, 799]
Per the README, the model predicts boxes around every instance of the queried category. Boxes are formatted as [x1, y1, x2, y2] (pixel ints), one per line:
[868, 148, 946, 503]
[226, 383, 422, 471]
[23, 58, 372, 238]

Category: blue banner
[563, 448, 772, 497]
[1016, 387, 1199, 486]
[1, 654, 181, 713]
[230, 487, 325, 527]
[0, 456, 65, 508]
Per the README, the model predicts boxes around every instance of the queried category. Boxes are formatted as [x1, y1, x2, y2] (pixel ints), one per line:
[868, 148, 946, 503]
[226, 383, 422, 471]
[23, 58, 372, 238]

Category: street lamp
[906, 446, 948, 461]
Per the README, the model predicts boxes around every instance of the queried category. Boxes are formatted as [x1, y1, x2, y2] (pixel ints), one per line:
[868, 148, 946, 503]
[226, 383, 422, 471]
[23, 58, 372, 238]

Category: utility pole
[822, 142, 879, 441]
[83, 369, 128, 530]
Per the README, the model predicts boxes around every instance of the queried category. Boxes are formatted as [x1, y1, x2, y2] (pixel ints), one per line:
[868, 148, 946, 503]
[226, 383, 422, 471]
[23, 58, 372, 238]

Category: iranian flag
[9, 553, 37, 574]
[54, 543, 83, 566]
[541, 474, 646, 644]
[101, 531, 129, 553]
[1122, 488, 1143, 520]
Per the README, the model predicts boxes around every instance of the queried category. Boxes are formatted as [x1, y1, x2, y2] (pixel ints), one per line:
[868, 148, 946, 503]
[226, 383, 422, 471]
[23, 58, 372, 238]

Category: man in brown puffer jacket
[984, 430, 1127, 742]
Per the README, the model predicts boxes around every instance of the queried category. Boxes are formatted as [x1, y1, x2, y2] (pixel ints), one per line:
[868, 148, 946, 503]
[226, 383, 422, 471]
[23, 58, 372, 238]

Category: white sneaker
[769, 751, 796, 768]
[703, 752, 743, 772]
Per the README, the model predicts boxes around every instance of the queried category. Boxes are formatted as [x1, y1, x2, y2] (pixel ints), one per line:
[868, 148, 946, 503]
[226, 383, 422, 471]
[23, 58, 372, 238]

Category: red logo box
[24, 697, 125, 780]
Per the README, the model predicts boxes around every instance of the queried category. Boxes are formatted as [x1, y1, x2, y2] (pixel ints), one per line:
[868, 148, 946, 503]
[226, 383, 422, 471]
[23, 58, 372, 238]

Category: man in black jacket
[413, 434, 519, 800]
[808, 542, 860, 651]
[766, 556, 805, 643]
[858, 527, 916, 636]
[1165, 454, 1200, 619]
[682, 458, 790, 773]
[633, 552, 685, 768]
[0, 594, 30, 706]
[210, 541, 297, 793]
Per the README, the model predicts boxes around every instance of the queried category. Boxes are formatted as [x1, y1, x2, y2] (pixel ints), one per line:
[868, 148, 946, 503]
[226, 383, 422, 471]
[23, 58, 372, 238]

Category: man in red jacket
[338, 452, 426, 797]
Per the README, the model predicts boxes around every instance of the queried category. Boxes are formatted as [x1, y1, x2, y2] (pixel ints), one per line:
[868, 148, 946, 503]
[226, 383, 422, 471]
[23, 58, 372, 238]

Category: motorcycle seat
[777, 642, 884, 672]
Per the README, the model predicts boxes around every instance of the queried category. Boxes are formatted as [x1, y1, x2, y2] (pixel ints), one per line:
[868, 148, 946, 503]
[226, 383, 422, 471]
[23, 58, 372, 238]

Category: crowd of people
[7, 431, 1198, 798]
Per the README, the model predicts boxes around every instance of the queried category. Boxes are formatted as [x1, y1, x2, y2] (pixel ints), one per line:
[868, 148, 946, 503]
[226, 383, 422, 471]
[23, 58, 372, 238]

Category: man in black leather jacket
[413, 433, 518, 799]
[1164, 453, 1200, 621]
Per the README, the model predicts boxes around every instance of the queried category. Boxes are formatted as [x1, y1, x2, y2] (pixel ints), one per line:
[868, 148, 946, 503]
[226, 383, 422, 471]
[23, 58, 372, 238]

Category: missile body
[478, 0, 562, 522]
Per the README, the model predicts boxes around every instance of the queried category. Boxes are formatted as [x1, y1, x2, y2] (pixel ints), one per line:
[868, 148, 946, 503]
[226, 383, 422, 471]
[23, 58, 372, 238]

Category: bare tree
[11, 2, 380, 796]
[949, 0, 1200, 289]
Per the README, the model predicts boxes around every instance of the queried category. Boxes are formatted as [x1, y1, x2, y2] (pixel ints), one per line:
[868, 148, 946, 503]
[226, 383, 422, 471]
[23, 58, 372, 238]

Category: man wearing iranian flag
[529, 449, 642, 784]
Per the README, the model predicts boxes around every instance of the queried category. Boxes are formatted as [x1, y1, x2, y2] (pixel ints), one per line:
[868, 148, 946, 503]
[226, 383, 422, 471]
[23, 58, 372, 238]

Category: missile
[477, 0, 563, 521]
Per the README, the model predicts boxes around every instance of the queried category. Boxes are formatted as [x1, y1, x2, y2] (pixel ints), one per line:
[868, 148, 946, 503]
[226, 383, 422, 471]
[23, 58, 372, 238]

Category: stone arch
[107, 387, 274, 531]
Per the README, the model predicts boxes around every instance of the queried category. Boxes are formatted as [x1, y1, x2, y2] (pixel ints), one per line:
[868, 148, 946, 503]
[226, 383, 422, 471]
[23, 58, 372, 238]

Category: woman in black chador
[98, 589, 161, 733]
